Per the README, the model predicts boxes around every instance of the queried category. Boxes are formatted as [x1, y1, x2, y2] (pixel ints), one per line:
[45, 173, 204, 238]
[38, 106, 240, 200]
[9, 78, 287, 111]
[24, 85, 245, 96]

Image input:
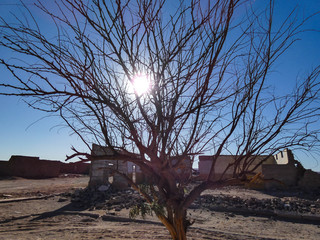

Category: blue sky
[0, 0, 319, 171]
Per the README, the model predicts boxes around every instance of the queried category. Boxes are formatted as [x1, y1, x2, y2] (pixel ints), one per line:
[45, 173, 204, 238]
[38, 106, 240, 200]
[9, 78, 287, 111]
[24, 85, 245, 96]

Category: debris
[98, 184, 110, 192]
[58, 197, 68, 202]
[70, 186, 145, 211]
[194, 194, 320, 215]
[1, 194, 13, 198]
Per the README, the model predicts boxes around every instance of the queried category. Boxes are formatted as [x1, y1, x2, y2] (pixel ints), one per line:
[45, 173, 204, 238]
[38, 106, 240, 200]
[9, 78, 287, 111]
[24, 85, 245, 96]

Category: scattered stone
[58, 197, 68, 202]
[81, 218, 96, 222]
[70, 186, 145, 212]
[115, 207, 122, 212]
[194, 193, 320, 215]
[69, 185, 319, 217]
[106, 212, 116, 216]
[98, 184, 110, 192]
[2, 194, 13, 198]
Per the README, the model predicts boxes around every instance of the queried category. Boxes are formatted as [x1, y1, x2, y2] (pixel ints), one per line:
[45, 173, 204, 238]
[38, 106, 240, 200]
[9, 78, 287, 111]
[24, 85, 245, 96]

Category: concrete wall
[91, 144, 114, 156]
[298, 170, 320, 190]
[262, 164, 299, 187]
[199, 156, 233, 181]
[273, 148, 294, 165]
[127, 161, 145, 184]
[198, 155, 275, 181]
[90, 144, 147, 188]
[89, 159, 112, 187]
[197, 149, 314, 189]
[89, 158, 132, 188]
[260, 149, 303, 188]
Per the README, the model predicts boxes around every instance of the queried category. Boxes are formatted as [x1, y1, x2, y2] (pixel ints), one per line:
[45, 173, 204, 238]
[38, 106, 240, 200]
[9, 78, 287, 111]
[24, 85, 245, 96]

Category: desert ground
[0, 175, 319, 240]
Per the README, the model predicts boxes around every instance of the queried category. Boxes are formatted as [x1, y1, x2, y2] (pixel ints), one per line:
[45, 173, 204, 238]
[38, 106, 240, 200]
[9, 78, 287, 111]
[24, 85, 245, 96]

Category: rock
[69, 186, 147, 212]
[284, 203, 291, 211]
[2, 194, 13, 198]
[95, 202, 106, 209]
[58, 197, 68, 202]
[71, 197, 81, 202]
[195, 191, 319, 215]
[73, 189, 82, 197]
[105, 212, 116, 216]
[98, 184, 110, 192]
[115, 207, 122, 212]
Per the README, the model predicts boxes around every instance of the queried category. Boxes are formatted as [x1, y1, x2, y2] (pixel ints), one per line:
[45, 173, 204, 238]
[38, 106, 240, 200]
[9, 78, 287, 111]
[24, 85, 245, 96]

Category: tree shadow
[29, 201, 162, 226]
[30, 201, 98, 221]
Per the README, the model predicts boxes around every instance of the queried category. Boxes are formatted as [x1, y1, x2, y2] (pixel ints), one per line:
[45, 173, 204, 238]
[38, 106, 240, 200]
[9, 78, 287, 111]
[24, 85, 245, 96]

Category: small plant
[129, 202, 153, 219]
[130, 184, 165, 219]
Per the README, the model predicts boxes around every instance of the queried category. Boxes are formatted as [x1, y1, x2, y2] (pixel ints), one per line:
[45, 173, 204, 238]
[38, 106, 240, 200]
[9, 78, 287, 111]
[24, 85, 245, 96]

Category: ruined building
[198, 149, 320, 190]
[89, 144, 192, 189]
[89, 144, 145, 189]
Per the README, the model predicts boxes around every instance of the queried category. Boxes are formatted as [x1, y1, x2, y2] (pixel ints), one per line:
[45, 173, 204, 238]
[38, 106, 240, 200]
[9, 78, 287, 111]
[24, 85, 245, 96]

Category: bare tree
[1, 0, 319, 239]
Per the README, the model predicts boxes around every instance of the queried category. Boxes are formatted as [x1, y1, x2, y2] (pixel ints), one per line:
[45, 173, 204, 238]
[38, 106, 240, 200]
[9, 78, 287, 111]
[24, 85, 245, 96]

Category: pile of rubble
[193, 194, 320, 215]
[66, 185, 319, 217]
[68, 184, 145, 211]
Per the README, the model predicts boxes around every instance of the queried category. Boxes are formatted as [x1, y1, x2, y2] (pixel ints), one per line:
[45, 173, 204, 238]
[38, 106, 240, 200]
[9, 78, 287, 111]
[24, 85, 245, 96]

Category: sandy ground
[0, 175, 89, 198]
[0, 176, 319, 240]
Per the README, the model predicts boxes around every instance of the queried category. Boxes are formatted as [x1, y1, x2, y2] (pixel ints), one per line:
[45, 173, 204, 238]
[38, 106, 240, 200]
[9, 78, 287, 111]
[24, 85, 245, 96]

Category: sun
[131, 73, 151, 96]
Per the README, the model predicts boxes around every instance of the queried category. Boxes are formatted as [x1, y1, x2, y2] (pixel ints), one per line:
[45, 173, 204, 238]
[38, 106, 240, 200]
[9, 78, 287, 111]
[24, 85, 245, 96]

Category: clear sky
[0, 0, 319, 171]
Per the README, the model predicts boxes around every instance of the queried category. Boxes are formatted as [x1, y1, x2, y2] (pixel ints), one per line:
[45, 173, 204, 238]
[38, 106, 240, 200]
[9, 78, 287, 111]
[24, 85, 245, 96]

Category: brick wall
[60, 162, 90, 174]
[0, 156, 90, 178]
[9, 156, 61, 178]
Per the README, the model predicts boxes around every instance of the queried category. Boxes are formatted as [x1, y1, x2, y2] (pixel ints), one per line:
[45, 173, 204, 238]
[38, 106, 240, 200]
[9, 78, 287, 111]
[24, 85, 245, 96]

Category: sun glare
[131, 74, 151, 96]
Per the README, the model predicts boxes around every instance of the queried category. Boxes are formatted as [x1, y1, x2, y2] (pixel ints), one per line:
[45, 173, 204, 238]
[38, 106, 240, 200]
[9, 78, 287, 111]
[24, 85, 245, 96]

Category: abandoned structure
[198, 154, 276, 181]
[89, 144, 192, 189]
[198, 149, 320, 189]
[262, 149, 303, 187]
[89, 144, 144, 189]
[89, 144, 319, 190]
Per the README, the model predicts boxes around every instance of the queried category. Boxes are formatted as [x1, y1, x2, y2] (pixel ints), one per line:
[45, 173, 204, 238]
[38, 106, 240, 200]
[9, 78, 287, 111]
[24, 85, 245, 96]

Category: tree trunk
[158, 208, 188, 240]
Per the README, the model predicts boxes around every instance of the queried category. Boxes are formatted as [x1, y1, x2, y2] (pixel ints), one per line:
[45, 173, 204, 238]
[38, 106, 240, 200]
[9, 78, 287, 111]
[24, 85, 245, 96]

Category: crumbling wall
[298, 170, 320, 190]
[89, 160, 111, 187]
[199, 155, 275, 181]
[90, 144, 139, 189]
[262, 164, 299, 188]
[127, 161, 145, 184]
[89, 148, 130, 189]
[89, 159, 130, 189]
[198, 156, 234, 181]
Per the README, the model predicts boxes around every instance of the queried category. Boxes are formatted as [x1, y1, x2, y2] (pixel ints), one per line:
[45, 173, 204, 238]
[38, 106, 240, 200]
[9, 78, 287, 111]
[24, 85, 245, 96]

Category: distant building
[1, 156, 61, 178]
[0, 155, 89, 179]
